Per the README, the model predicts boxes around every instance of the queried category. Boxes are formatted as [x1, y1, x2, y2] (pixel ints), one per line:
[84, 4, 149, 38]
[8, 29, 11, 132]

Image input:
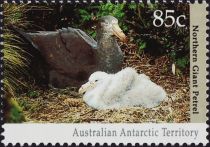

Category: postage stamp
[0, 0, 209, 146]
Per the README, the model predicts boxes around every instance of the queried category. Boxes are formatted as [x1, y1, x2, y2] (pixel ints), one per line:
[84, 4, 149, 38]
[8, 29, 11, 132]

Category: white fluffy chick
[79, 67, 167, 109]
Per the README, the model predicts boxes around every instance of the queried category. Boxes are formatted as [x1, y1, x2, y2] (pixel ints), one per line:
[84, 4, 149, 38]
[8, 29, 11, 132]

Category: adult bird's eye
[95, 80, 98, 82]
[112, 20, 117, 24]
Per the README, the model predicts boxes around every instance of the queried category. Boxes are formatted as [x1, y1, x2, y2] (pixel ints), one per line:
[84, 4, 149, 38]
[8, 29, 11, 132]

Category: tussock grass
[4, 4, 30, 28]
[3, 4, 31, 123]
[3, 4, 30, 97]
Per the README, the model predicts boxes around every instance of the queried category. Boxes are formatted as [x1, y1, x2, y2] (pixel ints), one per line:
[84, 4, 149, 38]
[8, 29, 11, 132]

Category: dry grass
[16, 42, 190, 123]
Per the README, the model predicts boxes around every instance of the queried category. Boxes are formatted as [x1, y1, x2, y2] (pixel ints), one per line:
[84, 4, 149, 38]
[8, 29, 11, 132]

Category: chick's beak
[78, 82, 94, 95]
[112, 24, 127, 43]
[78, 87, 85, 95]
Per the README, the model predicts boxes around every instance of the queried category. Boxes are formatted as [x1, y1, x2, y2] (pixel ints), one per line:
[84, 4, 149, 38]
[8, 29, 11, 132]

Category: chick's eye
[101, 21, 109, 25]
[95, 80, 98, 82]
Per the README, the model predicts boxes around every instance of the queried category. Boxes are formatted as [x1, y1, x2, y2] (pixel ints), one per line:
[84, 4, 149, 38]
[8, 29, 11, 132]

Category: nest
[17, 43, 190, 123]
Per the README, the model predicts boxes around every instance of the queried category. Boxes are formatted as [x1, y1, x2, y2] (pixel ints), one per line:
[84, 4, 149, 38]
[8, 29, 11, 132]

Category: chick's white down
[80, 67, 167, 110]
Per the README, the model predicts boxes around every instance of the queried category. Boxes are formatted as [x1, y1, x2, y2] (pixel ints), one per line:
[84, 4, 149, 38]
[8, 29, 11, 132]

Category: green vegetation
[5, 98, 26, 123]
[3, 4, 30, 122]
[74, 3, 126, 38]
[27, 90, 40, 98]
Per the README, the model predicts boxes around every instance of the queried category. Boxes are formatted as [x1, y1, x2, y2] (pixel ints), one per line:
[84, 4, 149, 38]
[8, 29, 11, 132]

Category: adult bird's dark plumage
[15, 16, 126, 88]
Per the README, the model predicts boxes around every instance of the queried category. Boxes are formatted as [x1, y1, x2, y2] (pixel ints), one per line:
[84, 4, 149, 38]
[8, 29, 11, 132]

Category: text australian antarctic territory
[192, 25, 199, 114]
[72, 127, 198, 139]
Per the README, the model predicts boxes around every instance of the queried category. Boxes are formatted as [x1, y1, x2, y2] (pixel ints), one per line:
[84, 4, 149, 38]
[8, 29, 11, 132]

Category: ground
[16, 43, 190, 123]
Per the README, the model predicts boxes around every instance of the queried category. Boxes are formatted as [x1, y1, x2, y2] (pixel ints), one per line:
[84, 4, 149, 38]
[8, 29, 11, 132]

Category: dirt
[16, 43, 190, 123]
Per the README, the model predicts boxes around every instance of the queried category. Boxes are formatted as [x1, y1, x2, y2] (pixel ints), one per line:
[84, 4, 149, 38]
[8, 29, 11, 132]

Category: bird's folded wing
[18, 28, 98, 76]
[75, 28, 97, 49]
[59, 27, 97, 50]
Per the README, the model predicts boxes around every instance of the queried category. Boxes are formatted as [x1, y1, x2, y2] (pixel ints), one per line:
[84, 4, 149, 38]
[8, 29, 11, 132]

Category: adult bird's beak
[112, 24, 127, 43]
[78, 82, 95, 95]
